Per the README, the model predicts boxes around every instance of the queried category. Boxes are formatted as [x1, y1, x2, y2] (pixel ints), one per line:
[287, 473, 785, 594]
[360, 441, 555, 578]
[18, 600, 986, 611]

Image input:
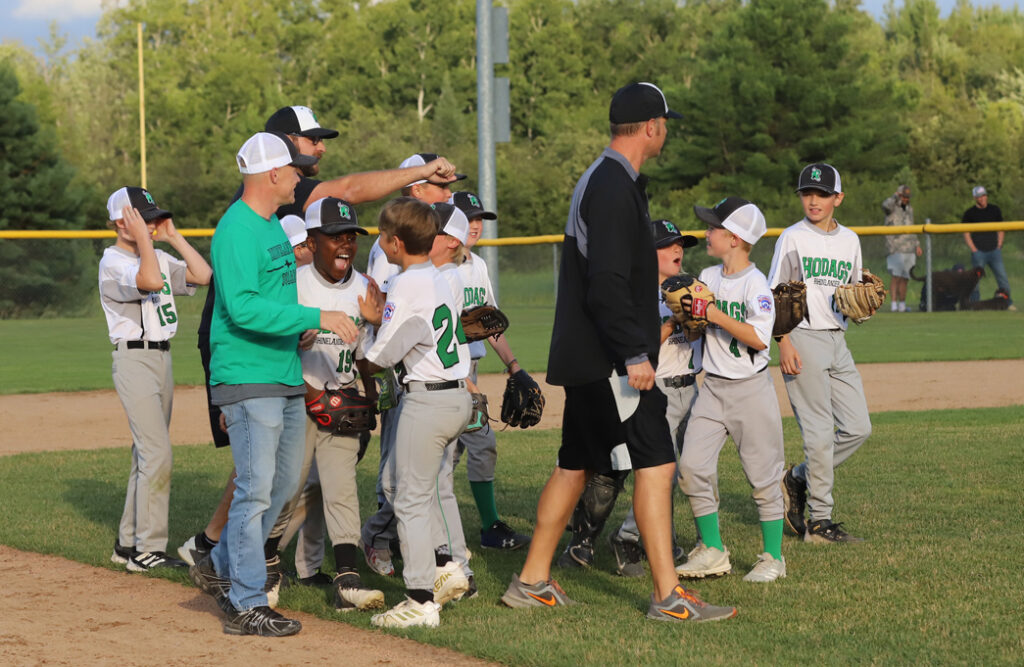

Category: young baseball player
[360, 197, 473, 628]
[101, 186, 211, 572]
[559, 219, 702, 576]
[360, 154, 464, 577]
[770, 163, 871, 544]
[451, 191, 533, 551]
[675, 196, 787, 583]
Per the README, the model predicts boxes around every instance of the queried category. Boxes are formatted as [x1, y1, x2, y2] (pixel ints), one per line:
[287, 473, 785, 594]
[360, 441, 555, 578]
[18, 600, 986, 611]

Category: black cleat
[781, 465, 807, 536]
[805, 519, 864, 544]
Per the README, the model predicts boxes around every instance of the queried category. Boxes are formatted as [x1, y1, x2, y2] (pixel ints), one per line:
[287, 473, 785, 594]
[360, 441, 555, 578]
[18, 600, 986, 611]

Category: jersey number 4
[432, 304, 467, 369]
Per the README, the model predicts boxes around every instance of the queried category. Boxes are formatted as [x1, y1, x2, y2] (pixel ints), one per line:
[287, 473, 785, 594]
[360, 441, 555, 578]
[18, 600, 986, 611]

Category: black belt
[660, 374, 696, 388]
[405, 379, 464, 392]
[119, 340, 171, 351]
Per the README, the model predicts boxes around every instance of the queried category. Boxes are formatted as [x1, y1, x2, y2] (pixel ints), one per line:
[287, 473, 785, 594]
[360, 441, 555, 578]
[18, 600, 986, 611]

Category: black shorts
[557, 379, 674, 472]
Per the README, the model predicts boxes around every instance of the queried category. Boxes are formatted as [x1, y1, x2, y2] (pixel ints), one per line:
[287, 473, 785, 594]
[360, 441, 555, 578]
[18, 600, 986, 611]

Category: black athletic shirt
[547, 148, 660, 387]
[197, 177, 321, 340]
[962, 203, 1003, 253]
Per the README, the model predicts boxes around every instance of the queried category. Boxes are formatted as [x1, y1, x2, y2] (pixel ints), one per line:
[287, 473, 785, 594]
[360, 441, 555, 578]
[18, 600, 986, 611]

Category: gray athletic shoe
[609, 533, 645, 578]
[189, 556, 234, 616]
[222, 605, 302, 637]
[500, 573, 576, 608]
[646, 585, 738, 622]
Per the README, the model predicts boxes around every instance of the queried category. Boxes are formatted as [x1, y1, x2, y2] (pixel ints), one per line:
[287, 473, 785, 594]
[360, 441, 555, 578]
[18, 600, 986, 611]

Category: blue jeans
[970, 249, 1011, 303]
[211, 395, 305, 611]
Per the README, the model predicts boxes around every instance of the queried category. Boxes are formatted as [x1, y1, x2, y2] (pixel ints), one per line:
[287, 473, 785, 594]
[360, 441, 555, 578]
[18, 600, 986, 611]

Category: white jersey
[457, 251, 497, 360]
[657, 294, 702, 378]
[699, 263, 774, 379]
[365, 261, 470, 383]
[98, 246, 195, 344]
[438, 263, 467, 312]
[296, 265, 370, 390]
[767, 218, 863, 331]
[366, 237, 401, 293]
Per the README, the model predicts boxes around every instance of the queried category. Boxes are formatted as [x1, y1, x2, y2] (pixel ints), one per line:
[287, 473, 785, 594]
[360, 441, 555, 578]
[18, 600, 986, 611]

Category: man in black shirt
[962, 186, 1012, 306]
[500, 83, 737, 622]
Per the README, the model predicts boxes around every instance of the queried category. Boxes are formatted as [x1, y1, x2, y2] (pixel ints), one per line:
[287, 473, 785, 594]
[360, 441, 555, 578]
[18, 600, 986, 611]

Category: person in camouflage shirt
[882, 185, 921, 312]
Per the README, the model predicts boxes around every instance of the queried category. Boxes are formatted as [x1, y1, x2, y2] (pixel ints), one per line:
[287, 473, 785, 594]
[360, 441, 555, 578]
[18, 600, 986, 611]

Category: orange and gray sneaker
[646, 584, 737, 622]
[500, 573, 576, 608]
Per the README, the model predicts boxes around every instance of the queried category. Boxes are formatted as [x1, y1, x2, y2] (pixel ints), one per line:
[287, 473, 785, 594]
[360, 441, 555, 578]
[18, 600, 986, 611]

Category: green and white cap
[305, 196, 367, 235]
[796, 163, 842, 194]
[106, 186, 172, 222]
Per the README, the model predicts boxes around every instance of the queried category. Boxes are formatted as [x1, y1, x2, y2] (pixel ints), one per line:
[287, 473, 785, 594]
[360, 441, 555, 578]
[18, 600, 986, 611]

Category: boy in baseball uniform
[361, 197, 473, 628]
[451, 191, 534, 551]
[676, 197, 787, 583]
[558, 219, 702, 576]
[769, 163, 871, 544]
[101, 186, 211, 572]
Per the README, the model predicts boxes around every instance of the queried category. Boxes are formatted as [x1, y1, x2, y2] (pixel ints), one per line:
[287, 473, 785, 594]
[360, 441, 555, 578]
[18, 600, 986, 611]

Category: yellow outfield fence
[2, 221, 1023, 241]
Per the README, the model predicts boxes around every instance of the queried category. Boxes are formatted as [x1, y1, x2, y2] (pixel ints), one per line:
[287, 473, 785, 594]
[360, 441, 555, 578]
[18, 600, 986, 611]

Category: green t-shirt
[210, 199, 320, 387]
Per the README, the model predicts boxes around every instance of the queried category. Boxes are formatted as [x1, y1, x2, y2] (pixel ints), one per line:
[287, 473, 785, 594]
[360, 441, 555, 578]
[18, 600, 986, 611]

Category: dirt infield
[0, 362, 1020, 664]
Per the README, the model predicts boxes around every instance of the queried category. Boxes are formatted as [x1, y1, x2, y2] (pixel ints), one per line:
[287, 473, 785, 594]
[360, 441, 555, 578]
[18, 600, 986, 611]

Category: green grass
[2, 302, 1021, 393]
[1, 407, 1022, 664]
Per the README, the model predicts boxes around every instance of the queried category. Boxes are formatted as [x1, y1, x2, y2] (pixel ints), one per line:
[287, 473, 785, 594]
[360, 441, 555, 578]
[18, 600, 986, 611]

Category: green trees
[0, 60, 93, 316]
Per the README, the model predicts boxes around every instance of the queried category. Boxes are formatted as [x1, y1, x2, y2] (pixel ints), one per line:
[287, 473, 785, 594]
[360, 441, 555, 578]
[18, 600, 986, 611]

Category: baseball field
[0, 309, 1021, 665]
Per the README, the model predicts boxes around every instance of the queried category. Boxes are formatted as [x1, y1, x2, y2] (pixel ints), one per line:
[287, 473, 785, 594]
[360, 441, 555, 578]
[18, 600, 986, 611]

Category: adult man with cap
[962, 186, 1013, 306]
[189, 132, 361, 637]
[501, 82, 737, 622]
[179, 108, 461, 571]
[882, 185, 921, 313]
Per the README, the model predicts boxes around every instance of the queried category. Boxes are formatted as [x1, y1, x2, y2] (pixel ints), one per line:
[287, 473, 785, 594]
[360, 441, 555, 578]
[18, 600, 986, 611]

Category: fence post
[924, 219, 933, 313]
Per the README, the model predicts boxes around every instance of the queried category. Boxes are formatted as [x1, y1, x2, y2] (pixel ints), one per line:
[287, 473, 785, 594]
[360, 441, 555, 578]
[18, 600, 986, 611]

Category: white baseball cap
[399, 153, 467, 186]
[279, 215, 308, 247]
[431, 202, 469, 245]
[693, 196, 767, 245]
[236, 131, 318, 175]
[972, 185, 987, 198]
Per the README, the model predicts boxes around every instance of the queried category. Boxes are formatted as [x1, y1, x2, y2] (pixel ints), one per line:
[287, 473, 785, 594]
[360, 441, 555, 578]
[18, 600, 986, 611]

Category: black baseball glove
[305, 386, 377, 435]
[501, 370, 545, 429]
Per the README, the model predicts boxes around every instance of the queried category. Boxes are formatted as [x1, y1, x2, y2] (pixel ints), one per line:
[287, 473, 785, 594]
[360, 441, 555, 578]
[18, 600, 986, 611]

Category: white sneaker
[370, 597, 441, 628]
[743, 553, 787, 582]
[334, 571, 386, 612]
[675, 543, 732, 579]
[433, 561, 469, 605]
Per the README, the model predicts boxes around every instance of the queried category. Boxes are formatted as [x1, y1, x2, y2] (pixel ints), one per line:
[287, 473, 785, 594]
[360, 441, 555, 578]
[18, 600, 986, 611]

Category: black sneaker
[189, 556, 235, 616]
[481, 520, 531, 550]
[222, 605, 302, 637]
[805, 519, 864, 544]
[458, 574, 478, 600]
[557, 536, 594, 568]
[177, 532, 213, 567]
[780, 465, 807, 536]
[609, 534, 645, 578]
[111, 540, 136, 566]
[298, 571, 333, 588]
[127, 551, 188, 572]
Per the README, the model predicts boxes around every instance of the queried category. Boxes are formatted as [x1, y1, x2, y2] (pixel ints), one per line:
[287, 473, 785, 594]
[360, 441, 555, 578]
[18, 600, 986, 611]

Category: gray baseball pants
[783, 328, 871, 522]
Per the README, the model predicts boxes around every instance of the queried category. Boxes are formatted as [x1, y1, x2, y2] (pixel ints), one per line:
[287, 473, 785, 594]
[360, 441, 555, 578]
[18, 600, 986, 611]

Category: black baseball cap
[305, 197, 367, 235]
[106, 186, 172, 222]
[652, 219, 697, 249]
[265, 105, 339, 140]
[399, 153, 467, 185]
[796, 163, 843, 194]
[452, 191, 496, 220]
[693, 196, 767, 245]
[609, 82, 683, 124]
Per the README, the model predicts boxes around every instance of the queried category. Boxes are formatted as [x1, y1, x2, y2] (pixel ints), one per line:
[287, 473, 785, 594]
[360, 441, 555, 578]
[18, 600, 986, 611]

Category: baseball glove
[501, 370, 545, 429]
[305, 386, 377, 435]
[460, 305, 509, 342]
[465, 393, 490, 433]
[661, 274, 716, 338]
[772, 281, 809, 337]
[833, 268, 888, 324]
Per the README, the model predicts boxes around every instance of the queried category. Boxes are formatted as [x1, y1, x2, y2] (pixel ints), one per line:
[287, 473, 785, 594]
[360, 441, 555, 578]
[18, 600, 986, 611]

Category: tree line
[2, 0, 1023, 315]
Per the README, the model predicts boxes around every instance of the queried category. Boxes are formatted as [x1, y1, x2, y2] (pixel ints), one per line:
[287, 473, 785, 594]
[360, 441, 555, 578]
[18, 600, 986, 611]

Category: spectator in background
[962, 186, 1013, 308]
[882, 185, 921, 312]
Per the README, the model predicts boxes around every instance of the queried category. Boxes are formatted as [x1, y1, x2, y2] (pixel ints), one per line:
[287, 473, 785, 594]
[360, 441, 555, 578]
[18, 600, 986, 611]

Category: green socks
[470, 480, 499, 528]
[694, 512, 723, 551]
[761, 519, 783, 560]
